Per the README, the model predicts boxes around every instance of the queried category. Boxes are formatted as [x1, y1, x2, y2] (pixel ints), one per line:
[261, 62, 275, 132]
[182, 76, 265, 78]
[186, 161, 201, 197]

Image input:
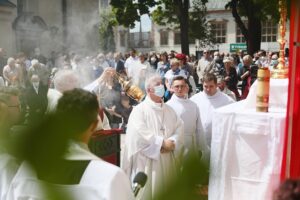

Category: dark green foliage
[99, 9, 116, 53]
[154, 152, 209, 200]
[110, 0, 213, 54]
[225, 0, 290, 55]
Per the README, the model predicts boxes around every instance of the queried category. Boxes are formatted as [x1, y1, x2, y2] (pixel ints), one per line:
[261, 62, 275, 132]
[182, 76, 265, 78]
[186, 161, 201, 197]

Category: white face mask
[150, 57, 157, 63]
[153, 85, 165, 98]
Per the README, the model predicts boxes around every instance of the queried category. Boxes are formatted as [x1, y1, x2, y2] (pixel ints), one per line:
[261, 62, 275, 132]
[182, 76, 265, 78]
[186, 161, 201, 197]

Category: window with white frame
[160, 30, 168, 45]
[261, 20, 277, 42]
[210, 21, 227, 43]
[174, 31, 181, 45]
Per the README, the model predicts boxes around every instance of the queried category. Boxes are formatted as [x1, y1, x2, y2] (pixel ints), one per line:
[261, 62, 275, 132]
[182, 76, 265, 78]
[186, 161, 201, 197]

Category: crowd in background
[0, 46, 288, 134]
[0, 44, 296, 200]
[0, 47, 284, 95]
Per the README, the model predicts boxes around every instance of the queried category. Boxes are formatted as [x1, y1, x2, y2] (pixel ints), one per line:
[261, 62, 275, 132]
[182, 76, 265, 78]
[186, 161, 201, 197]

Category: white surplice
[166, 94, 209, 157]
[122, 96, 184, 200]
[190, 90, 234, 147]
[0, 152, 19, 200]
[6, 141, 134, 200]
[64, 141, 134, 200]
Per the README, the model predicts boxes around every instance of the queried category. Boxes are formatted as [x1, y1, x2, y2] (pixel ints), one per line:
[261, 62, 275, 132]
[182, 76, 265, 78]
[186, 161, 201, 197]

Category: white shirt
[164, 69, 187, 84]
[124, 56, 139, 78]
[190, 90, 234, 147]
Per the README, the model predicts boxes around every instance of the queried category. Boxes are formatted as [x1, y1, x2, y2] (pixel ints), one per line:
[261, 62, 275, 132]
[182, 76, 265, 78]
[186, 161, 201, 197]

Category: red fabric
[92, 128, 122, 136]
[102, 154, 118, 166]
[175, 53, 186, 61]
[281, 0, 300, 179]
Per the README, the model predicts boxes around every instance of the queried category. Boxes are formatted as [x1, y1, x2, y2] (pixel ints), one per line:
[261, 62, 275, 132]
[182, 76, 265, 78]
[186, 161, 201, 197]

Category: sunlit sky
[130, 14, 152, 33]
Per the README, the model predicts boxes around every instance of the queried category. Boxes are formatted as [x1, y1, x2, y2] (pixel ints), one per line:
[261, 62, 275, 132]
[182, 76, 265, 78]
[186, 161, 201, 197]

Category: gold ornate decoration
[114, 73, 145, 102]
[271, 0, 289, 78]
[256, 67, 271, 112]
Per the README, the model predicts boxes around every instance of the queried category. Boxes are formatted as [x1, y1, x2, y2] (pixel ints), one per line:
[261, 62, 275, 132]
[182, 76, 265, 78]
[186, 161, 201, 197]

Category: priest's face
[203, 80, 218, 96]
[172, 79, 188, 98]
[148, 79, 164, 103]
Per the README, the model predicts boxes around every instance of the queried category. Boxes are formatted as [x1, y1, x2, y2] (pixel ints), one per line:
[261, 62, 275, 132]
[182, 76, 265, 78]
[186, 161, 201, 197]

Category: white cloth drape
[208, 102, 286, 200]
[190, 90, 234, 147]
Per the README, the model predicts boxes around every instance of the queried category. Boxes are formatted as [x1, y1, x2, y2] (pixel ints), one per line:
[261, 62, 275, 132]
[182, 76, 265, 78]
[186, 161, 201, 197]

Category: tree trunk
[247, 17, 261, 56]
[244, 0, 261, 56]
[62, 0, 67, 52]
[177, 0, 190, 55]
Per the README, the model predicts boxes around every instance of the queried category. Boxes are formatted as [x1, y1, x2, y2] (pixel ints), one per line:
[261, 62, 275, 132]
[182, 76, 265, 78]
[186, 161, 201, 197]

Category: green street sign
[230, 43, 247, 52]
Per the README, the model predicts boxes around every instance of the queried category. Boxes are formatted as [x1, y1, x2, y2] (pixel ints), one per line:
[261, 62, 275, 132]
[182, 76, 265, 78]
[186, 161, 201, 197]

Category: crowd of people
[0, 46, 294, 200]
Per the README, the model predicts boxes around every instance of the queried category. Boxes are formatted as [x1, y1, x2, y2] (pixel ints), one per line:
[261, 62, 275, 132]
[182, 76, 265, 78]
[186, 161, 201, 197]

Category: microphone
[132, 172, 147, 197]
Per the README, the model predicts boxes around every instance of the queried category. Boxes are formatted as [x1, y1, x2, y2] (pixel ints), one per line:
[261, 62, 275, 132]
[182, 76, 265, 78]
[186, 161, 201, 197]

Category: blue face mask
[154, 85, 165, 98]
[271, 60, 279, 66]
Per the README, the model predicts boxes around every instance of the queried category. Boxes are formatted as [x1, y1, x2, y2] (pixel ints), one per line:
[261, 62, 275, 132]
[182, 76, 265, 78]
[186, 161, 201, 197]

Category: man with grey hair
[25, 74, 48, 123]
[122, 74, 184, 200]
[48, 69, 111, 130]
[46, 69, 81, 112]
[196, 50, 216, 91]
[28, 59, 49, 85]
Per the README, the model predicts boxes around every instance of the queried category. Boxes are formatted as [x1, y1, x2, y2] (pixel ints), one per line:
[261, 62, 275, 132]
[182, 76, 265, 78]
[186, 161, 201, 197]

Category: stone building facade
[0, 0, 100, 57]
[114, 0, 290, 55]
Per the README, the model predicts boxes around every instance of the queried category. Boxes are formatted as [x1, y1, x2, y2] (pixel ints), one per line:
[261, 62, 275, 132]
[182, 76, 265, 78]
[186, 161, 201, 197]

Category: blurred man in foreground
[7, 88, 134, 200]
[0, 87, 22, 199]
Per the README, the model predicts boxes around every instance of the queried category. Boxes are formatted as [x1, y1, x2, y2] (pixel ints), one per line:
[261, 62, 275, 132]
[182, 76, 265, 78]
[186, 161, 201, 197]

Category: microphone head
[133, 172, 147, 187]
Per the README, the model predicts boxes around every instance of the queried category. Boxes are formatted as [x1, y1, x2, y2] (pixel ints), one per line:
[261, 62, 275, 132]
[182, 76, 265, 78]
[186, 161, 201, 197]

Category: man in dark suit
[114, 52, 126, 75]
[25, 74, 48, 123]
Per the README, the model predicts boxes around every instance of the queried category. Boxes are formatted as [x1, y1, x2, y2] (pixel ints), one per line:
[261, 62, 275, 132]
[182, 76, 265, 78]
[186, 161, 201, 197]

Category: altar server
[190, 73, 234, 148]
[166, 76, 209, 159]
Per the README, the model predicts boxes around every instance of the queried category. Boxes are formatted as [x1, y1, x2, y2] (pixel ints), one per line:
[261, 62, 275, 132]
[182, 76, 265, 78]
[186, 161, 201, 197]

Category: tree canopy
[225, 0, 289, 56]
[110, 0, 213, 55]
[99, 9, 116, 53]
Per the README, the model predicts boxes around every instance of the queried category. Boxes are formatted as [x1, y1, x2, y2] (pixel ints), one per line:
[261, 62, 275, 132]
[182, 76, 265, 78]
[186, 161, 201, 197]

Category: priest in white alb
[122, 74, 184, 200]
[190, 73, 234, 148]
[166, 76, 209, 159]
